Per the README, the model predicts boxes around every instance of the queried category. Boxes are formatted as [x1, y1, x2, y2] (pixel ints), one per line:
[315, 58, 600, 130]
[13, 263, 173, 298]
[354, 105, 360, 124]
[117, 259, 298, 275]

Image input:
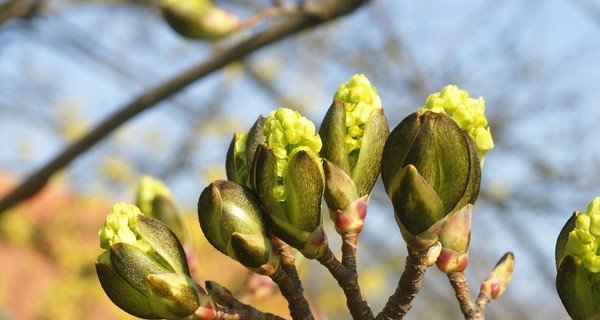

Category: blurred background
[1, 0, 599, 319]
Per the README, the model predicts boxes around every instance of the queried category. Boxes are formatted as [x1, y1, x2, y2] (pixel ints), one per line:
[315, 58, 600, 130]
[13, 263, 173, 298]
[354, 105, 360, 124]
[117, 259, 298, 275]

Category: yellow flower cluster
[421, 84, 494, 164]
[334, 74, 382, 155]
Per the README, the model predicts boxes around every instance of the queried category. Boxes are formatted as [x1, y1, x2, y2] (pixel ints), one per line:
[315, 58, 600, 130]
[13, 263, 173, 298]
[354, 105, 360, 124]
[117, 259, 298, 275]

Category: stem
[475, 291, 492, 314]
[341, 232, 358, 272]
[317, 246, 374, 320]
[269, 267, 314, 320]
[448, 272, 484, 320]
[205, 281, 285, 320]
[278, 243, 301, 283]
[376, 248, 429, 320]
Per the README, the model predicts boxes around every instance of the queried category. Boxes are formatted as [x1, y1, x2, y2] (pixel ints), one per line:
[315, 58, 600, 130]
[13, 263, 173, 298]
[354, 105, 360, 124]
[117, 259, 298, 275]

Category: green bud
[226, 116, 266, 187]
[556, 255, 600, 320]
[96, 203, 197, 319]
[556, 197, 600, 319]
[480, 252, 514, 300]
[420, 84, 493, 165]
[436, 205, 473, 273]
[136, 176, 173, 218]
[322, 159, 359, 213]
[250, 108, 328, 259]
[321, 75, 389, 198]
[160, 0, 240, 40]
[135, 176, 190, 246]
[226, 131, 249, 185]
[197, 180, 279, 275]
[381, 110, 481, 251]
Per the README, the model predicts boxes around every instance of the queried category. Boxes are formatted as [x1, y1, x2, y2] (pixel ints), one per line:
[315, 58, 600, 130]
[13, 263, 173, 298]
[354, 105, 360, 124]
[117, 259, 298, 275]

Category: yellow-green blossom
[334, 74, 382, 157]
[567, 197, 600, 273]
[99, 203, 151, 253]
[263, 108, 322, 200]
[420, 84, 493, 164]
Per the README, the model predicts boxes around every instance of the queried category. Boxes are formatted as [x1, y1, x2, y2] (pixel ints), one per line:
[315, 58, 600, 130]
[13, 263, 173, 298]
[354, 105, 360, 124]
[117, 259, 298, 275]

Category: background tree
[2, 0, 599, 318]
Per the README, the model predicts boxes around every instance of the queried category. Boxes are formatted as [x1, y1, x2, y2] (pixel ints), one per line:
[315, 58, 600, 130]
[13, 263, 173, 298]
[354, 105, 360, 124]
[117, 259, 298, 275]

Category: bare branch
[0, 0, 369, 215]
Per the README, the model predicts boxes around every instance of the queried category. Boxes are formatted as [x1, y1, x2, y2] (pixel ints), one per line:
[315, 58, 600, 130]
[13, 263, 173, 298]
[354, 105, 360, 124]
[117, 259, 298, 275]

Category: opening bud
[320, 74, 389, 199]
[250, 108, 328, 259]
[382, 110, 481, 251]
[556, 197, 600, 319]
[96, 204, 197, 319]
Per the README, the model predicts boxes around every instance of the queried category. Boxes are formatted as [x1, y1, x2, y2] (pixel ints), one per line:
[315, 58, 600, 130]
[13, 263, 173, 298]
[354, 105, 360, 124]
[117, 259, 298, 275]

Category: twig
[475, 291, 491, 314]
[0, 0, 369, 215]
[341, 232, 359, 272]
[205, 281, 285, 320]
[278, 242, 302, 285]
[317, 246, 374, 320]
[376, 248, 430, 320]
[447, 272, 484, 320]
[269, 267, 314, 320]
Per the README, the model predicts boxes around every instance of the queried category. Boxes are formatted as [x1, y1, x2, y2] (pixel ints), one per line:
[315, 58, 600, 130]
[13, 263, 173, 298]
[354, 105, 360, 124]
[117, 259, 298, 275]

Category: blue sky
[2, 0, 600, 318]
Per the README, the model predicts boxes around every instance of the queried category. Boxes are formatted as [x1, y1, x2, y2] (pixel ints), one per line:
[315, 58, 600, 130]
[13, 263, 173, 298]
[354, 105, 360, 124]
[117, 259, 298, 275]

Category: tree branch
[0, 0, 368, 215]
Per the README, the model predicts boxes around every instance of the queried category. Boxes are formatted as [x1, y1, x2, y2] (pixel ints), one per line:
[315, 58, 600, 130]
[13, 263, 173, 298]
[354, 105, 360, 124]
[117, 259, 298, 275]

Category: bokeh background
[1, 0, 599, 319]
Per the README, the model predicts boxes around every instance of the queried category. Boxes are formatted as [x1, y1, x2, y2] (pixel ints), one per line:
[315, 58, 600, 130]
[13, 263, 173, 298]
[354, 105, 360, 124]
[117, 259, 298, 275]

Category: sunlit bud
[96, 203, 198, 319]
[135, 176, 190, 246]
[197, 180, 279, 275]
[555, 197, 600, 319]
[160, 0, 240, 40]
[321, 75, 389, 198]
[480, 252, 514, 300]
[250, 108, 328, 259]
[381, 110, 481, 251]
[436, 205, 473, 273]
[420, 84, 493, 165]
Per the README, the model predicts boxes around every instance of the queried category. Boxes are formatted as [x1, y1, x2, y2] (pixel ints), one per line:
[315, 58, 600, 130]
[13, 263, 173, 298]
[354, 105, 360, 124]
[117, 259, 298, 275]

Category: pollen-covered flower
[420, 84, 493, 165]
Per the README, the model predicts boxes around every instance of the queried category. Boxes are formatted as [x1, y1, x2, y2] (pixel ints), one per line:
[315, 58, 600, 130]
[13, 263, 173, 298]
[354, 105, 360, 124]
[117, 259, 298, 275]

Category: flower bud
[226, 116, 266, 187]
[197, 179, 279, 275]
[555, 197, 600, 319]
[135, 176, 190, 246]
[420, 84, 493, 165]
[320, 74, 389, 198]
[250, 108, 328, 259]
[381, 110, 481, 251]
[96, 203, 199, 319]
[480, 252, 514, 300]
[160, 0, 240, 40]
[436, 205, 472, 273]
